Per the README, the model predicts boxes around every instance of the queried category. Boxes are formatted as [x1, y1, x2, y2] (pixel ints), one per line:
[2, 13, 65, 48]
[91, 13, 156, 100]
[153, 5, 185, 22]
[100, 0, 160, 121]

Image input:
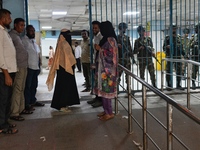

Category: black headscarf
[60, 30, 72, 46]
[99, 21, 117, 47]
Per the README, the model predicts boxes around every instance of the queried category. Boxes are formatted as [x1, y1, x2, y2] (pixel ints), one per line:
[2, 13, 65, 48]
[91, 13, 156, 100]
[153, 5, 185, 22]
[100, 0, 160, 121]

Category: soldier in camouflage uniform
[133, 25, 156, 88]
[181, 28, 190, 78]
[163, 23, 185, 90]
[189, 22, 200, 89]
[117, 22, 135, 87]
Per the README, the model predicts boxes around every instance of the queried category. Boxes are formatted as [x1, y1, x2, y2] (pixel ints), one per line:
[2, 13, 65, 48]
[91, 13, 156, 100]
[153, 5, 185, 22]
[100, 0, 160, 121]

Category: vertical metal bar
[161, 59, 164, 91]
[127, 75, 132, 133]
[95, 0, 97, 20]
[114, 96, 119, 115]
[187, 62, 191, 109]
[88, 0, 93, 92]
[105, 0, 108, 20]
[25, 0, 29, 25]
[110, 0, 113, 23]
[142, 85, 147, 150]
[167, 104, 173, 150]
[169, 0, 173, 87]
[100, 0, 102, 21]
[0, 0, 2, 9]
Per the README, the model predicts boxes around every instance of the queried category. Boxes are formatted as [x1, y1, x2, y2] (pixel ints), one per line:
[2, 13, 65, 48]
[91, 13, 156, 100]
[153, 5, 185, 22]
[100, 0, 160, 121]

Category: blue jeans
[24, 68, 40, 108]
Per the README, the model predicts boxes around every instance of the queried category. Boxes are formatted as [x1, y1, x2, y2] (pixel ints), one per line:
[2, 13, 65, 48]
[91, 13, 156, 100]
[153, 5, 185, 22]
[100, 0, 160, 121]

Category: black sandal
[10, 116, 25, 121]
[34, 102, 45, 107]
[20, 109, 33, 115]
[1, 128, 18, 134]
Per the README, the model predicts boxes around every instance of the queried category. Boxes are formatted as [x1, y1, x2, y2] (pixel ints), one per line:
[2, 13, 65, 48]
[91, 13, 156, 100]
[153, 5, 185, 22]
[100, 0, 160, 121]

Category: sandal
[10, 116, 25, 121]
[33, 102, 45, 107]
[9, 123, 17, 128]
[97, 112, 106, 117]
[20, 109, 33, 115]
[1, 128, 18, 134]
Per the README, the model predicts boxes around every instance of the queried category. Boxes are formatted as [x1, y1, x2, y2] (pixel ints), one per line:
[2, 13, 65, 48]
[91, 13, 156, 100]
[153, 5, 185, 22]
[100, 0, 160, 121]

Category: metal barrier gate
[89, 0, 200, 92]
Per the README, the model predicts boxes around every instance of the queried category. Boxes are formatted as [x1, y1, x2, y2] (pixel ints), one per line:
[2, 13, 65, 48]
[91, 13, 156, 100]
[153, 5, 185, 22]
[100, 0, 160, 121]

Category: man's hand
[94, 44, 101, 51]
[139, 46, 145, 50]
[166, 45, 170, 49]
[5, 73, 13, 86]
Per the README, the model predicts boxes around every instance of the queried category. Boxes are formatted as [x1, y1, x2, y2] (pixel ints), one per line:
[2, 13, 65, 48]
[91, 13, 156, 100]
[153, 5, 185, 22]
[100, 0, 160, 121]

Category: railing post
[127, 74, 132, 134]
[161, 59, 164, 91]
[187, 62, 191, 109]
[167, 104, 173, 150]
[142, 85, 147, 150]
[114, 96, 118, 115]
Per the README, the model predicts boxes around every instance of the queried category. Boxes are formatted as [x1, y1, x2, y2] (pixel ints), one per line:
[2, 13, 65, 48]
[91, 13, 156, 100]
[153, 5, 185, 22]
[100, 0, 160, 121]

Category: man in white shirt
[74, 41, 82, 72]
[0, 9, 18, 134]
[87, 21, 103, 108]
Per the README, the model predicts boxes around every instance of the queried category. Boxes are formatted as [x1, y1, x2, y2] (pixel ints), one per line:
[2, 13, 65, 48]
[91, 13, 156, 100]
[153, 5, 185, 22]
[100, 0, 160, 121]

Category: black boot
[166, 81, 172, 91]
[176, 81, 184, 90]
[192, 81, 196, 90]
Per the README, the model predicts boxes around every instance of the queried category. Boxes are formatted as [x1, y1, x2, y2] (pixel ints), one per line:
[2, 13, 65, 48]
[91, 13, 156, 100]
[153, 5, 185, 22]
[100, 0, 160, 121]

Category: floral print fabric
[93, 37, 118, 99]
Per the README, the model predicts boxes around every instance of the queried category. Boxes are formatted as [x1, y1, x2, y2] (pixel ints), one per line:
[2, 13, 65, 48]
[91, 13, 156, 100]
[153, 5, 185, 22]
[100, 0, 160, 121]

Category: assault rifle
[140, 42, 161, 65]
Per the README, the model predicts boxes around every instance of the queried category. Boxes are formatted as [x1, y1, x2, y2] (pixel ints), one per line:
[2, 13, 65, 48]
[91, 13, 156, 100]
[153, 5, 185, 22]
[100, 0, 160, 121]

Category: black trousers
[0, 73, 15, 129]
[76, 58, 82, 71]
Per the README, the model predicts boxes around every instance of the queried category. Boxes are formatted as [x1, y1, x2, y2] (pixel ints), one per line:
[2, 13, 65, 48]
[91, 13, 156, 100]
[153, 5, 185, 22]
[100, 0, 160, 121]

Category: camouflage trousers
[138, 58, 156, 84]
[118, 59, 131, 84]
[166, 61, 182, 85]
[192, 65, 199, 80]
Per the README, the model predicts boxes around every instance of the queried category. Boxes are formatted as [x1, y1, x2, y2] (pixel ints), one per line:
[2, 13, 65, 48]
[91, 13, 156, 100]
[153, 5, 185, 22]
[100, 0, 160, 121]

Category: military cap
[118, 22, 128, 30]
[183, 28, 190, 34]
[137, 25, 145, 32]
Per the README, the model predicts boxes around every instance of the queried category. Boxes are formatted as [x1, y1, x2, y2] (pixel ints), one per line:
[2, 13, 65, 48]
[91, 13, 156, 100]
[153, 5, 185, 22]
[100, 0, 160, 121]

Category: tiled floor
[0, 68, 199, 150]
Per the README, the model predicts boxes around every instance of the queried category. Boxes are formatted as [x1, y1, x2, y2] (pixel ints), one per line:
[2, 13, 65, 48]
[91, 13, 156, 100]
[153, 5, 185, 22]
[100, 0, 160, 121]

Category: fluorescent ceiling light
[123, 12, 139, 15]
[52, 11, 67, 15]
[42, 26, 52, 29]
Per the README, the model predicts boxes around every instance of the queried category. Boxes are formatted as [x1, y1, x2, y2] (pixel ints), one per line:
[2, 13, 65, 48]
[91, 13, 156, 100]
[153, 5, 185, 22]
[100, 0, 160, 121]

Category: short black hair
[26, 25, 34, 31]
[14, 18, 25, 24]
[0, 9, 11, 19]
[75, 41, 78, 44]
[81, 29, 89, 36]
[92, 21, 100, 27]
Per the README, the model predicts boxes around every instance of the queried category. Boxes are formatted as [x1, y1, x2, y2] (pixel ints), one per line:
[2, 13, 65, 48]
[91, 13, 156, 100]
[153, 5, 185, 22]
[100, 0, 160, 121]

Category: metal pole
[167, 104, 173, 150]
[161, 59, 164, 91]
[0, 0, 2, 9]
[142, 85, 147, 150]
[187, 62, 191, 109]
[169, 0, 173, 87]
[127, 75, 132, 134]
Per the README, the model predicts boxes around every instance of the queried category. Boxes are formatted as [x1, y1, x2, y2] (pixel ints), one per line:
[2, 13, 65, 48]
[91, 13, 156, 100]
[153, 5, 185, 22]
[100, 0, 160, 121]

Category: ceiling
[28, 0, 200, 31]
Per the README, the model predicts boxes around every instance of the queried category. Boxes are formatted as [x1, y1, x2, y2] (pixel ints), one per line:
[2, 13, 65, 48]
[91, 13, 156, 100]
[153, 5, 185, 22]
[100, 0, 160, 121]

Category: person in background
[22, 25, 45, 114]
[117, 22, 136, 93]
[133, 25, 157, 88]
[181, 28, 190, 80]
[0, 8, 18, 134]
[189, 22, 200, 89]
[9, 18, 28, 121]
[93, 21, 118, 121]
[87, 20, 103, 108]
[81, 30, 91, 92]
[74, 41, 82, 72]
[46, 29, 80, 112]
[163, 23, 185, 90]
[46, 46, 54, 70]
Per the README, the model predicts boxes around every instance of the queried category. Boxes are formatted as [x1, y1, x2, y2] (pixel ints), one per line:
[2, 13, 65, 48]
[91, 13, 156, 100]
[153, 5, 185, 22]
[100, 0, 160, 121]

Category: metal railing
[116, 64, 200, 150]
[161, 58, 200, 109]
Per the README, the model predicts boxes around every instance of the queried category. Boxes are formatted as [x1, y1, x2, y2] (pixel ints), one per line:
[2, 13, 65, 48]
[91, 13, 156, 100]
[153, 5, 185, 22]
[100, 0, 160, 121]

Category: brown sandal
[97, 112, 106, 117]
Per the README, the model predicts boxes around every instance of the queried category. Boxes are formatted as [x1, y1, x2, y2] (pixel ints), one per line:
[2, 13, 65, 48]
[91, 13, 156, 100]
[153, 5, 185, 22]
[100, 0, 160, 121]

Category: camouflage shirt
[117, 34, 133, 61]
[133, 36, 154, 60]
[189, 34, 200, 60]
[163, 34, 184, 58]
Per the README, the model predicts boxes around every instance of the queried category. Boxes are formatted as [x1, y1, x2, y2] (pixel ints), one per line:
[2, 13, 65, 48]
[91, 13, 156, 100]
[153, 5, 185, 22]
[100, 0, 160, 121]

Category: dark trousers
[76, 58, 81, 71]
[82, 63, 91, 89]
[0, 73, 15, 129]
[24, 68, 40, 108]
